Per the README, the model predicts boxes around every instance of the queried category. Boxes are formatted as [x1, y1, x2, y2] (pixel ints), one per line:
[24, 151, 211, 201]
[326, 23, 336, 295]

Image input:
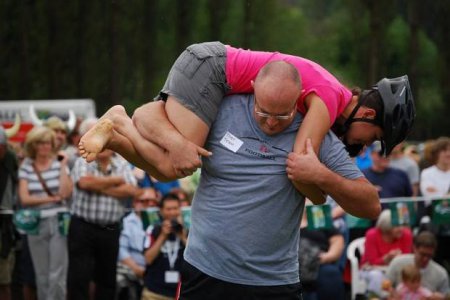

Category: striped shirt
[18, 157, 67, 211]
[70, 156, 137, 225]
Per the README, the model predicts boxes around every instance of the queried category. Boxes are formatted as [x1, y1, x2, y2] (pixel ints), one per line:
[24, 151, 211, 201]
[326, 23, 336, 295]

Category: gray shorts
[155, 41, 230, 127]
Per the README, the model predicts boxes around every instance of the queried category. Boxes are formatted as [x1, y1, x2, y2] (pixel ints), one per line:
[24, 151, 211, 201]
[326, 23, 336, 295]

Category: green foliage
[0, 0, 448, 139]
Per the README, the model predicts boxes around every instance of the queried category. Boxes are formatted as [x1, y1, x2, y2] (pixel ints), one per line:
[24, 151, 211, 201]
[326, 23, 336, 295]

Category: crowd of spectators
[0, 117, 194, 300]
[0, 114, 449, 300]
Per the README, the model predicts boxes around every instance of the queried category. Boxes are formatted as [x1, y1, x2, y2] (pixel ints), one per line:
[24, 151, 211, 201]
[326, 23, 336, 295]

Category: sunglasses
[136, 198, 157, 203]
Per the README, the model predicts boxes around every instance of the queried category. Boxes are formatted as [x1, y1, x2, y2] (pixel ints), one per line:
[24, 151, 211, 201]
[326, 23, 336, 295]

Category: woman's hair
[376, 209, 393, 232]
[430, 136, 450, 165]
[401, 264, 421, 282]
[352, 88, 384, 127]
[24, 126, 56, 159]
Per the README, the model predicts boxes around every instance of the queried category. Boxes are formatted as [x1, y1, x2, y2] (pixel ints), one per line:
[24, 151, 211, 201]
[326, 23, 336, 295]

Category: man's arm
[120, 257, 145, 278]
[319, 234, 344, 264]
[144, 220, 172, 265]
[287, 139, 381, 219]
[102, 183, 137, 199]
[77, 175, 125, 192]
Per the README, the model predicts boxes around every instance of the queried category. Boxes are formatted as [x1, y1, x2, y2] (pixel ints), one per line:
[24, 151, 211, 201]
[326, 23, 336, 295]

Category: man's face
[371, 150, 390, 172]
[253, 95, 297, 136]
[251, 74, 300, 136]
[414, 246, 435, 269]
[53, 128, 67, 150]
[160, 199, 181, 220]
[133, 189, 158, 212]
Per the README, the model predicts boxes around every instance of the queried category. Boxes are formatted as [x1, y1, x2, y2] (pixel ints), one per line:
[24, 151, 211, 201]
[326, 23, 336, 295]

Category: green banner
[389, 201, 416, 226]
[306, 205, 333, 229]
[181, 207, 192, 230]
[141, 208, 161, 230]
[432, 199, 450, 225]
[346, 214, 372, 229]
[57, 212, 71, 236]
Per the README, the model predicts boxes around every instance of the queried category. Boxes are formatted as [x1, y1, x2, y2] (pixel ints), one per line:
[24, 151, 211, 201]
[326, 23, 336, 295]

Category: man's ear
[251, 80, 255, 88]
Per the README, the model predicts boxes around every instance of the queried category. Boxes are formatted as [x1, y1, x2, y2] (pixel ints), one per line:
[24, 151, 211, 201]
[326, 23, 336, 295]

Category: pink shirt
[225, 45, 352, 125]
[396, 283, 432, 300]
[361, 227, 413, 266]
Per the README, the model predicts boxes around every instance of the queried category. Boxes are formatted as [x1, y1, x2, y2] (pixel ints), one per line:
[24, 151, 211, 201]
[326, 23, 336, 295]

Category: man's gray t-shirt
[386, 254, 450, 294]
[184, 94, 363, 286]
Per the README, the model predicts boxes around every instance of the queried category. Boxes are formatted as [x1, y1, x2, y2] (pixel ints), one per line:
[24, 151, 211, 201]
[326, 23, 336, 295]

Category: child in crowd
[391, 264, 432, 300]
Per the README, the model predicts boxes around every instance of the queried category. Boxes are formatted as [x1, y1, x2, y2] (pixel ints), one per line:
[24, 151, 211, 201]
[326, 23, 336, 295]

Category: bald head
[255, 61, 301, 86]
[253, 61, 301, 110]
[252, 61, 302, 136]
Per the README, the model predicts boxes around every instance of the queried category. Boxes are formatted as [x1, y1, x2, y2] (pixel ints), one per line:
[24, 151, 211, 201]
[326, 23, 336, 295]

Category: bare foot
[79, 118, 114, 162]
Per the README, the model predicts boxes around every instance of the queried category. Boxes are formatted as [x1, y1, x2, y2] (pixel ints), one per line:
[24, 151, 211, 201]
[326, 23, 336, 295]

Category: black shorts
[179, 261, 302, 300]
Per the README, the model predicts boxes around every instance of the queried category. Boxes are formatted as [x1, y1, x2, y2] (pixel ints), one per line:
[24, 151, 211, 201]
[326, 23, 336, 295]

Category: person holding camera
[142, 193, 186, 300]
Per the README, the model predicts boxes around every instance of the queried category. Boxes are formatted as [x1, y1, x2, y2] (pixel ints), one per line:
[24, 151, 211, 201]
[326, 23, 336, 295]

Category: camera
[170, 218, 183, 233]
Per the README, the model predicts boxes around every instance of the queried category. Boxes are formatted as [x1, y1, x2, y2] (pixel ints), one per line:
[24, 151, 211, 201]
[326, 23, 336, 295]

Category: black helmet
[375, 75, 416, 156]
[338, 75, 415, 157]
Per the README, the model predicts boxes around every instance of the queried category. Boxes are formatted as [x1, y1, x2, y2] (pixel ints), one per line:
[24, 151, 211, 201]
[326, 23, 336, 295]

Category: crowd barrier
[2, 196, 449, 232]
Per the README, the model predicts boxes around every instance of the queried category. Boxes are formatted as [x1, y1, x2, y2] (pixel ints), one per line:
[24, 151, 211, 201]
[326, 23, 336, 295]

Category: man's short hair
[255, 61, 301, 87]
[414, 231, 437, 249]
[159, 193, 181, 209]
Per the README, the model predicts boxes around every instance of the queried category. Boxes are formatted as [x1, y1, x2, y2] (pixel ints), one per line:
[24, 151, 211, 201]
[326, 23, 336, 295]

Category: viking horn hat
[29, 105, 77, 133]
[5, 113, 21, 138]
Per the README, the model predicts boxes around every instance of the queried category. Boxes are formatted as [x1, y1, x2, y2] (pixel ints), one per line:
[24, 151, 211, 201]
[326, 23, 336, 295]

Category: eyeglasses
[254, 98, 296, 120]
[416, 251, 434, 259]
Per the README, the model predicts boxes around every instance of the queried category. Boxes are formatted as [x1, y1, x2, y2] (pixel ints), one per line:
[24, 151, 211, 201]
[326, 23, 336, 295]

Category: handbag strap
[31, 163, 54, 197]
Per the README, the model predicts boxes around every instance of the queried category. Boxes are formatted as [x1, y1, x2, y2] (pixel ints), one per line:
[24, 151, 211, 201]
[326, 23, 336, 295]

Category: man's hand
[160, 220, 173, 238]
[168, 139, 212, 178]
[286, 138, 326, 184]
[287, 138, 326, 204]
